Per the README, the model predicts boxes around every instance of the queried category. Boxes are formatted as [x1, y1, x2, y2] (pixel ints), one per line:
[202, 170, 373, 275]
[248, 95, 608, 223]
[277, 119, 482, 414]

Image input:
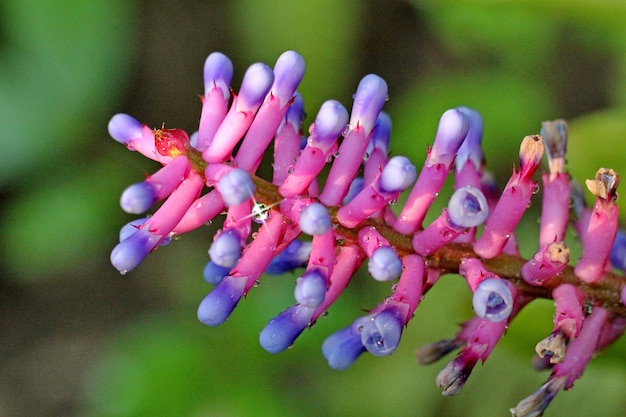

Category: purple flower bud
[202, 261, 231, 285]
[299, 202, 331, 236]
[278, 92, 305, 136]
[209, 229, 242, 268]
[472, 278, 513, 322]
[271, 51, 306, 107]
[119, 218, 145, 242]
[322, 317, 368, 370]
[108, 113, 143, 145]
[360, 309, 403, 356]
[380, 156, 417, 192]
[349, 74, 388, 134]
[260, 304, 313, 353]
[368, 247, 402, 282]
[294, 270, 327, 307]
[237, 63, 274, 112]
[342, 177, 364, 205]
[120, 182, 157, 214]
[110, 228, 162, 274]
[266, 240, 312, 275]
[448, 186, 489, 228]
[197, 276, 246, 326]
[309, 100, 349, 148]
[429, 108, 469, 166]
[455, 107, 483, 172]
[203, 52, 233, 99]
[218, 169, 254, 207]
[366, 111, 392, 158]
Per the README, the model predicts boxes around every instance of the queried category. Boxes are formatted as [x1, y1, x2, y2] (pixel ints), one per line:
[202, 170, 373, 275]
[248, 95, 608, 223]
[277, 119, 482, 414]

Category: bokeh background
[2, 0, 626, 416]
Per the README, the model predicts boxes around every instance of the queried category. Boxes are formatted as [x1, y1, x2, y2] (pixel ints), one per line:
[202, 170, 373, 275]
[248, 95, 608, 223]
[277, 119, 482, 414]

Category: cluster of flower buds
[108, 51, 626, 416]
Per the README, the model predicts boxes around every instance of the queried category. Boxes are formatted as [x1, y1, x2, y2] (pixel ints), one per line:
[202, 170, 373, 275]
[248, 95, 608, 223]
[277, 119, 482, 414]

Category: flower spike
[107, 50, 626, 417]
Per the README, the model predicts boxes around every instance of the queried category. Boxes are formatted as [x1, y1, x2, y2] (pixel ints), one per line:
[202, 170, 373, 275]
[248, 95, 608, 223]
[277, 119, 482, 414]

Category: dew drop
[326, 156, 333, 163]
[388, 199, 397, 206]
[253, 280, 260, 288]
[287, 166, 295, 174]
[363, 152, 370, 161]
[321, 311, 329, 318]
[532, 184, 540, 195]
[119, 270, 128, 275]
[252, 232, 259, 239]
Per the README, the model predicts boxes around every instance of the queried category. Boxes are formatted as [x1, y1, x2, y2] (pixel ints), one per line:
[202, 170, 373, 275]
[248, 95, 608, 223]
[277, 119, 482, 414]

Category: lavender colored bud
[349, 74, 388, 133]
[266, 240, 312, 275]
[278, 92, 305, 135]
[610, 230, 626, 271]
[238, 63, 274, 111]
[110, 228, 161, 274]
[366, 112, 392, 157]
[108, 113, 143, 145]
[299, 202, 331, 236]
[342, 177, 364, 205]
[448, 186, 489, 228]
[218, 169, 254, 206]
[368, 247, 402, 282]
[360, 310, 403, 356]
[259, 304, 312, 353]
[119, 218, 145, 242]
[272, 51, 306, 105]
[203, 261, 230, 285]
[429, 109, 469, 165]
[208, 230, 242, 268]
[310, 100, 349, 146]
[203, 52, 233, 99]
[120, 182, 157, 214]
[294, 270, 327, 307]
[380, 156, 417, 192]
[472, 278, 513, 322]
[455, 107, 483, 171]
[322, 318, 368, 370]
[197, 276, 246, 326]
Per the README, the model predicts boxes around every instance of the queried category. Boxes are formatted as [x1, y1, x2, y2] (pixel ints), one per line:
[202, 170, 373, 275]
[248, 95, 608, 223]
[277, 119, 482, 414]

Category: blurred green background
[1, 0, 626, 416]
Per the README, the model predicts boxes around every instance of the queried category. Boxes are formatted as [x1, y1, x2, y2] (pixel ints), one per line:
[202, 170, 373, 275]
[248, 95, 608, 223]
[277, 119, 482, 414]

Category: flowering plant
[108, 51, 626, 416]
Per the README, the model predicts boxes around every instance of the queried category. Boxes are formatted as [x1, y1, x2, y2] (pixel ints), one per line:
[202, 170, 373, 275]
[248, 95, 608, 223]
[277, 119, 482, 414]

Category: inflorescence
[108, 51, 626, 416]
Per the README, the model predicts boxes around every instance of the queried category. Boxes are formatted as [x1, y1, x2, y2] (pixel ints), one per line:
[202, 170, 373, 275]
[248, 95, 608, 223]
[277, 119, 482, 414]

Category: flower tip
[238, 63, 274, 111]
[197, 277, 246, 326]
[349, 74, 388, 132]
[203, 52, 233, 98]
[430, 109, 470, 164]
[312, 100, 349, 144]
[259, 305, 311, 354]
[218, 169, 254, 207]
[202, 261, 230, 285]
[272, 51, 306, 103]
[368, 247, 402, 282]
[108, 113, 143, 145]
[120, 182, 157, 214]
[298, 202, 331, 236]
[110, 229, 159, 274]
[472, 278, 514, 322]
[380, 156, 417, 192]
[360, 310, 403, 356]
[322, 321, 367, 369]
[209, 230, 242, 268]
[448, 186, 489, 228]
[295, 271, 327, 307]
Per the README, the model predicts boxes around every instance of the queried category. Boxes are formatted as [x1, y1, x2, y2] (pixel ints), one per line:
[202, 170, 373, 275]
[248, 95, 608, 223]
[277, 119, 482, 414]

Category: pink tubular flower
[319, 74, 388, 206]
[574, 168, 620, 283]
[521, 241, 570, 286]
[474, 135, 544, 259]
[394, 108, 469, 234]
